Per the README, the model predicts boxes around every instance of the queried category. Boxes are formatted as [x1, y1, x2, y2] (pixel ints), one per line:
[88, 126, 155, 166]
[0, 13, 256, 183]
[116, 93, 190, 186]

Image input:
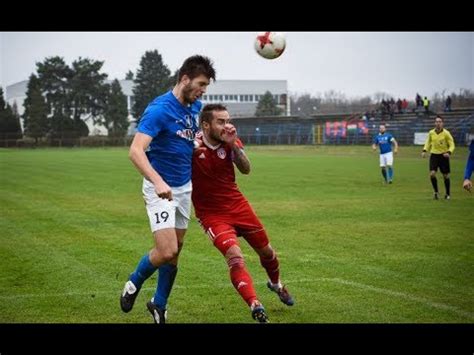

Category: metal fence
[232, 114, 473, 147]
[1, 112, 473, 148]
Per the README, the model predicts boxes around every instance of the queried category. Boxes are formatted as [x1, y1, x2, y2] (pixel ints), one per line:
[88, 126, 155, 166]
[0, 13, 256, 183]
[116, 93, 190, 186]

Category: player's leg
[210, 224, 268, 322]
[429, 154, 439, 199]
[145, 228, 179, 323]
[239, 208, 294, 306]
[122, 227, 178, 315]
[386, 152, 394, 183]
[441, 157, 451, 199]
[380, 154, 388, 183]
[247, 234, 295, 306]
[121, 178, 178, 314]
[150, 182, 192, 322]
[151, 228, 184, 315]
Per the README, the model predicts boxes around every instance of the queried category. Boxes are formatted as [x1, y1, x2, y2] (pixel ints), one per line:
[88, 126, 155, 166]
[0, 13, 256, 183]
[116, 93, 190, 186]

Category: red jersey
[192, 135, 249, 220]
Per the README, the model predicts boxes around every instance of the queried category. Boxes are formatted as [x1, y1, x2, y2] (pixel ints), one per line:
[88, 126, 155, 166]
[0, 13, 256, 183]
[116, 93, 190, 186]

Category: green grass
[0, 145, 472, 323]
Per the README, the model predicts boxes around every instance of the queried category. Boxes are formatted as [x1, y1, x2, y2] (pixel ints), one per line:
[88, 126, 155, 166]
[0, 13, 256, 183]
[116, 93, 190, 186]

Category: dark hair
[435, 115, 443, 121]
[200, 104, 227, 126]
[178, 55, 216, 82]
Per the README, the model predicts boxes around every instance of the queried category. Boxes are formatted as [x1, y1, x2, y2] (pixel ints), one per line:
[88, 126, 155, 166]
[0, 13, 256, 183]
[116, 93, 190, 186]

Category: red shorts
[198, 204, 269, 255]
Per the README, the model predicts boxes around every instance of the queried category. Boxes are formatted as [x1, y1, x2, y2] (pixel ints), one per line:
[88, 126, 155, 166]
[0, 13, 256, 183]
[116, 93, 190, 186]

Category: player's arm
[422, 133, 431, 158]
[372, 136, 378, 151]
[391, 138, 398, 154]
[444, 131, 455, 157]
[223, 123, 250, 174]
[129, 132, 172, 200]
[463, 146, 474, 192]
[232, 145, 251, 175]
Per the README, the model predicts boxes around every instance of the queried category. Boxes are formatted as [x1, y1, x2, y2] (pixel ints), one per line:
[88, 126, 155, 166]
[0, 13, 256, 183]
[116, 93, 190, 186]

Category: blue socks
[129, 254, 157, 289]
[388, 166, 393, 181]
[153, 264, 178, 310]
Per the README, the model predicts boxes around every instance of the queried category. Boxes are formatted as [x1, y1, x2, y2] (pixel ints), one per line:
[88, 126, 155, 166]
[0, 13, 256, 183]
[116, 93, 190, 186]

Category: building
[202, 79, 289, 117]
[5, 79, 289, 136]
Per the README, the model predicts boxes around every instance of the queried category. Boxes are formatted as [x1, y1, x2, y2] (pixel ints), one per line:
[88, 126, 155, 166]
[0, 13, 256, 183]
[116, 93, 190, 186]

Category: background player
[372, 124, 398, 184]
[422, 115, 455, 200]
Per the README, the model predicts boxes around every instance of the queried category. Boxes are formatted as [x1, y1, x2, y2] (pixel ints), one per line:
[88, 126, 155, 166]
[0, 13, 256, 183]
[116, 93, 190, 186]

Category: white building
[202, 79, 289, 117]
[5, 79, 289, 136]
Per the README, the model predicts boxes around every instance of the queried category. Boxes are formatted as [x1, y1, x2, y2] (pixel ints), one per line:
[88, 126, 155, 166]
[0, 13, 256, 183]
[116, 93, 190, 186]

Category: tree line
[0, 50, 177, 143]
[289, 89, 474, 116]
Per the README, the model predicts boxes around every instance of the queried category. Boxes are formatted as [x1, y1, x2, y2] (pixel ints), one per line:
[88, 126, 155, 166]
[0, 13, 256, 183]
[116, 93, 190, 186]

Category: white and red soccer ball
[254, 32, 286, 60]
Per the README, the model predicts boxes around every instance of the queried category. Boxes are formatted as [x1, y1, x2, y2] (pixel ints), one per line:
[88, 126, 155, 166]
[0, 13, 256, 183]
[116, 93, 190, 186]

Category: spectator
[402, 98, 408, 113]
[445, 95, 452, 112]
[396, 98, 402, 113]
[423, 96, 430, 114]
[416, 93, 422, 109]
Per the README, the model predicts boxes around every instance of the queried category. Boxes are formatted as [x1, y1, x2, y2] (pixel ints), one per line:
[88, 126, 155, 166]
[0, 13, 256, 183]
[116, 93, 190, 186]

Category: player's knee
[430, 171, 436, 178]
[214, 235, 238, 256]
[257, 245, 275, 259]
[227, 254, 245, 269]
[157, 247, 179, 263]
[443, 174, 450, 179]
[225, 245, 243, 259]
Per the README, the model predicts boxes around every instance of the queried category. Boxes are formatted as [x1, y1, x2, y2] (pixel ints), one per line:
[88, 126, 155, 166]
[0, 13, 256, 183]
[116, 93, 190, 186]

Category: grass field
[0, 145, 473, 323]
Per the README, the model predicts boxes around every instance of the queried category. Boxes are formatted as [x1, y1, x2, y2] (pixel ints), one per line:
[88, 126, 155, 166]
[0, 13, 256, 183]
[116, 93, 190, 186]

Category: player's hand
[193, 132, 203, 150]
[154, 180, 173, 201]
[222, 123, 237, 145]
[443, 152, 450, 158]
[463, 179, 472, 192]
[394, 149, 398, 155]
[421, 152, 426, 158]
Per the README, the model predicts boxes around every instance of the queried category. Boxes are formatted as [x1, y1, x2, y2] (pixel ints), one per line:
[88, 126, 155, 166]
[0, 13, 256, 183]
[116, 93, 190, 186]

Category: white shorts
[379, 152, 394, 167]
[142, 178, 192, 232]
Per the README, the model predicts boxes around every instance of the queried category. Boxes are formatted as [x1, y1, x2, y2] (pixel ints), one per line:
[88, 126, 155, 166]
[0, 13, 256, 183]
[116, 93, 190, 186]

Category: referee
[422, 115, 455, 200]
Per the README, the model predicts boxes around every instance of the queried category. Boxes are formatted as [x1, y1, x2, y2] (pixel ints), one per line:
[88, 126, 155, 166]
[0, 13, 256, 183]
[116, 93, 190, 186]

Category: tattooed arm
[222, 123, 251, 174]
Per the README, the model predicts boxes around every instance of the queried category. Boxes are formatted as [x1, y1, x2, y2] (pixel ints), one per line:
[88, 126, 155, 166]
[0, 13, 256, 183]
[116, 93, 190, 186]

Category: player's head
[177, 55, 216, 104]
[379, 124, 386, 134]
[200, 104, 230, 143]
[435, 115, 443, 129]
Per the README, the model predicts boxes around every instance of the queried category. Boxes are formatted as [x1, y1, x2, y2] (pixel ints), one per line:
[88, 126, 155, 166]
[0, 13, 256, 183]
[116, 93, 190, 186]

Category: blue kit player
[372, 124, 398, 184]
[463, 139, 474, 192]
[120, 55, 216, 323]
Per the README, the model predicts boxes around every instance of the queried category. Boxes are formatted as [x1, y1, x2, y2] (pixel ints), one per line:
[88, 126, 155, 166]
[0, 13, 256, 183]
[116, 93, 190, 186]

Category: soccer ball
[254, 32, 286, 60]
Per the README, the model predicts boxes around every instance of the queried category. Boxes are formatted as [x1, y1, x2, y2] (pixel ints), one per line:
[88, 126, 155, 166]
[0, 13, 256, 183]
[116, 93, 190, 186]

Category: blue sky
[1, 32, 472, 99]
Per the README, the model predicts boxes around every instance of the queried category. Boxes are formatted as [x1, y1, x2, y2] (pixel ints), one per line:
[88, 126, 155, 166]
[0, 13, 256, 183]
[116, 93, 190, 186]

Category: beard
[209, 128, 225, 143]
[182, 83, 197, 105]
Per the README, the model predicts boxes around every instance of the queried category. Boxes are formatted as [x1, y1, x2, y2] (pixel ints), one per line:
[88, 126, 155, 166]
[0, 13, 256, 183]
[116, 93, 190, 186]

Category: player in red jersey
[192, 104, 294, 323]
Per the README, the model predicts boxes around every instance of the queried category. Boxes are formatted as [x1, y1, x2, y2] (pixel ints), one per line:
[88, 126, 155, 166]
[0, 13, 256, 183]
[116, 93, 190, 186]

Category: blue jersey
[137, 91, 201, 187]
[373, 132, 395, 154]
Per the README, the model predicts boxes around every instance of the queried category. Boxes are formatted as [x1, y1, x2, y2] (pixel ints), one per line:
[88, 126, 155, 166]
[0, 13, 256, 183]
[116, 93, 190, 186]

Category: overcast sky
[1, 32, 472, 99]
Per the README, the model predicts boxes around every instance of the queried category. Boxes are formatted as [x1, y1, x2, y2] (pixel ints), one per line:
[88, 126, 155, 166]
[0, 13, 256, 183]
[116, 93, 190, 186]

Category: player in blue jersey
[463, 139, 474, 192]
[372, 124, 398, 184]
[120, 55, 216, 323]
